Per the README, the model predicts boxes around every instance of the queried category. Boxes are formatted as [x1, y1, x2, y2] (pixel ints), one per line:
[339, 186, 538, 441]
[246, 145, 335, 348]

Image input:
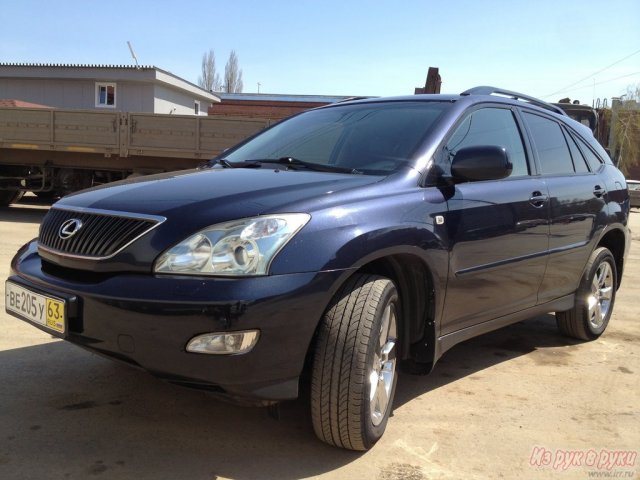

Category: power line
[543, 47, 640, 98]
[551, 71, 640, 96]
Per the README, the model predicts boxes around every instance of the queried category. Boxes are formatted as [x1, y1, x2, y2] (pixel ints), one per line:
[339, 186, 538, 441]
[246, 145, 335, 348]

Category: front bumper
[8, 240, 348, 402]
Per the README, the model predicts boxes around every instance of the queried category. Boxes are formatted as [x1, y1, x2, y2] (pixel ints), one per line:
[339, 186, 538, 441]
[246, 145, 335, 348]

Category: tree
[198, 49, 221, 92]
[611, 84, 640, 175]
[224, 50, 243, 93]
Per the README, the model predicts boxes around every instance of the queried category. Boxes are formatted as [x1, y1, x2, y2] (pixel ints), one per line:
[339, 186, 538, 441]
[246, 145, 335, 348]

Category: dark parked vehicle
[5, 87, 630, 450]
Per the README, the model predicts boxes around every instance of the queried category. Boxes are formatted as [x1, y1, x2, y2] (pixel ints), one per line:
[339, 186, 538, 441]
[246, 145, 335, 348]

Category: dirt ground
[1, 196, 638, 480]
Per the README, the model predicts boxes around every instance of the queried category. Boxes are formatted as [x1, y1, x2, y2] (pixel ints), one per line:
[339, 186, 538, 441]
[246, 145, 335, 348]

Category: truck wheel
[0, 189, 23, 207]
[311, 274, 399, 450]
[556, 247, 617, 341]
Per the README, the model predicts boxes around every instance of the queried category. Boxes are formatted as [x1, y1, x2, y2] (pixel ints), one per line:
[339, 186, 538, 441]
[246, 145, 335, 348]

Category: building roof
[217, 93, 353, 104]
[0, 99, 51, 108]
[0, 63, 157, 69]
[0, 63, 220, 103]
[209, 93, 376, 120]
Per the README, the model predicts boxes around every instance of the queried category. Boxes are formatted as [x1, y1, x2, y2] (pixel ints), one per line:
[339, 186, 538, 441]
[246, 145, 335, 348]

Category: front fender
[270, 186, 449, 275]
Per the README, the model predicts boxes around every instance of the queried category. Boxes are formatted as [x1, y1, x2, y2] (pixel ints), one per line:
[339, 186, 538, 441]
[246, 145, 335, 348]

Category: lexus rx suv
[6, 86, 630, 450]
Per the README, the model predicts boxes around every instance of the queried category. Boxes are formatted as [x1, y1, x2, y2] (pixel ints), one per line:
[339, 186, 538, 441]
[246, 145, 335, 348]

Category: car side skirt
[435, 294, 575, 361]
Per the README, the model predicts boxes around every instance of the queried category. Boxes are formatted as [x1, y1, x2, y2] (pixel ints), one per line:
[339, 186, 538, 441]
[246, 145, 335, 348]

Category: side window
[95, 82, 116, 108]
[523, 112, 574, 175]
[563, 129, 590, 173]
[446, 108, 529, 177]
[574, 134, 604, 172]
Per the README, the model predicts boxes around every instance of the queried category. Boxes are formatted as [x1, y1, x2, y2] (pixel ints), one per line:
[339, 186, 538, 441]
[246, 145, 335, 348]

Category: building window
[194, 100, 200, 115]
[95, 83, 116, 108]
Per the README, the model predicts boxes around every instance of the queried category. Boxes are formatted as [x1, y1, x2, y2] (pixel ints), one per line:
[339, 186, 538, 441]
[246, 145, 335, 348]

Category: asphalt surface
[1, 196, 638, 480]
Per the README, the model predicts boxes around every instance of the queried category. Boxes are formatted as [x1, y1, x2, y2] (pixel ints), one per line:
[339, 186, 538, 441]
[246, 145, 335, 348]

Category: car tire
[556, 247, 617, 341]
[311, 273, 399, 451]
[0, 189, 23, 207]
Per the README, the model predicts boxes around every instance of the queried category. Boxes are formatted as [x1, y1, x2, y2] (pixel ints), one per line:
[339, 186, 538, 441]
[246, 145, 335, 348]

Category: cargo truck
[0, 107, 271, 205]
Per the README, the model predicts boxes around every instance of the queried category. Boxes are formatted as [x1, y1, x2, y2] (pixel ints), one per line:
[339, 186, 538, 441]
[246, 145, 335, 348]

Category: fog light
[186, 330, 260, 355]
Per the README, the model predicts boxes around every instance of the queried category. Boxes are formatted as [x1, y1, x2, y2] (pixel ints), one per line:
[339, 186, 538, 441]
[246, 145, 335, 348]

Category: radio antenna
[127, 41, 140, 68]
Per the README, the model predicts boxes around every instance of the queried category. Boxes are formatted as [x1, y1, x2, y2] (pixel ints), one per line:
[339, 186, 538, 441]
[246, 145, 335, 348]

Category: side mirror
[451, 145, 512, 182]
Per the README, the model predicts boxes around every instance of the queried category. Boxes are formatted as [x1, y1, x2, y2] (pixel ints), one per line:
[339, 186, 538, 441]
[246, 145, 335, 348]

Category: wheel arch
[302, 248, 442, 379]
[597, 226, 626, 288]
[355, 253, 438, 372]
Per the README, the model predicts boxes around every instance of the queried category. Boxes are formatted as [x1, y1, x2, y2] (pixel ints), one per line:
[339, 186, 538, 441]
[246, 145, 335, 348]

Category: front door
[436, 106, 550, 335]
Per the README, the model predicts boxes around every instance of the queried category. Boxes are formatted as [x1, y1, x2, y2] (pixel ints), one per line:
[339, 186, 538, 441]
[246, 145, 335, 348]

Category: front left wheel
[311, 274, 399, 450]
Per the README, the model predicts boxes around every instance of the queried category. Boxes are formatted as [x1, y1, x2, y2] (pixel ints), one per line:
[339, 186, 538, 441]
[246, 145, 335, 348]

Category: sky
[1, 0, 639, 105]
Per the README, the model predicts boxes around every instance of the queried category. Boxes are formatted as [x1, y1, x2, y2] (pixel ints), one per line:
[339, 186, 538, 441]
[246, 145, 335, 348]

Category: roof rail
[460, 86, 567, 116]
[336, 96, 378, 103]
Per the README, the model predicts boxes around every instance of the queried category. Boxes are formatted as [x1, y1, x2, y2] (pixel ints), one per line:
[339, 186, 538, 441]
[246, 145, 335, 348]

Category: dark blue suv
[5, 87, 630, 450]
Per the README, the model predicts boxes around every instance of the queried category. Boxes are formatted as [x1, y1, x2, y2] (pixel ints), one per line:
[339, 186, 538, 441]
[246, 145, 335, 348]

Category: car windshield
[221, 101, 450, 175]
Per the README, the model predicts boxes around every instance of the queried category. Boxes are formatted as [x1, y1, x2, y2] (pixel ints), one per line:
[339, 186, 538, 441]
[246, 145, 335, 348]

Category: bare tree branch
[614, 84, 640, 174]
[224, 50, 244, 93]
[198, 49, 220, 92]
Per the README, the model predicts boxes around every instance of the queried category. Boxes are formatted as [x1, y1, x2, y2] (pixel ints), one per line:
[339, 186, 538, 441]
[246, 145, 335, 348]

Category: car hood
[38, 167, 385, 272]
[57, 167, 382, 225]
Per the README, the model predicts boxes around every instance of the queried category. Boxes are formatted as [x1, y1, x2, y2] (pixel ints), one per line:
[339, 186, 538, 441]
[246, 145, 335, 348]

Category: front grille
[38, 207, 164, 259]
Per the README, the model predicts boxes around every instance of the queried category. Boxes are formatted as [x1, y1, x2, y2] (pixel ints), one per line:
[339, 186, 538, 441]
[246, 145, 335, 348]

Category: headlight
[154, 214, 310, 276]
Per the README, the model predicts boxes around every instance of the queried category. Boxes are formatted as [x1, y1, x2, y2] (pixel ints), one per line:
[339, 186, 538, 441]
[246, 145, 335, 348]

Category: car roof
[331, 86, 568, 117]
[325, 87, 598, 150]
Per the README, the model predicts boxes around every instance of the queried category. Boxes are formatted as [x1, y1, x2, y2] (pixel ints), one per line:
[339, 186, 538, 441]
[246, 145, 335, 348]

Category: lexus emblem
[58, 219, 83, 240]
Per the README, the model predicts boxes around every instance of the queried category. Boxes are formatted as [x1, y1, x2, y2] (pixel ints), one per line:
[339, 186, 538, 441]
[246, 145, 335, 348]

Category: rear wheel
[556, 247, 617, 340]
[311, 274, 399, 450]
[0, 189, 23, 207]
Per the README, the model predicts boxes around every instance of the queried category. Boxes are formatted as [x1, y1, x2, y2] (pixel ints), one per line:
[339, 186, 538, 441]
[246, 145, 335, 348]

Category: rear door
[520, 111, 608, 303]
[438, 106, 550, 335]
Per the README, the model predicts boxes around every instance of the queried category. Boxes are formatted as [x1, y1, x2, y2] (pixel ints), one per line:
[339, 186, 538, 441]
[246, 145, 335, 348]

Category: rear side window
[446, 107, 529, 177]
[523, 112, 574, 175]
[574, 134, 604, 171]
[564, 130, 590, 173]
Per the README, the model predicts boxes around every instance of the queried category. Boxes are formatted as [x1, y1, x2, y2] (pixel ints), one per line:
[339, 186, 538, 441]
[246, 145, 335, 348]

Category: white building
[0, 63, 219, 115]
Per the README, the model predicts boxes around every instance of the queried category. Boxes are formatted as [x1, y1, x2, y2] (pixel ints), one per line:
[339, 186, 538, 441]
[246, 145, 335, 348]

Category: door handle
[593, 185, 606, 198]
[529, 191, 548, 208]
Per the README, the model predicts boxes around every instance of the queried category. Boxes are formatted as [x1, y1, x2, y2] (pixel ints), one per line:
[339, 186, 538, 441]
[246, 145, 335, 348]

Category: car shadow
[0, 341, 361, 480]
[0, 314, 577, 479]
[393, 313, 580, 408]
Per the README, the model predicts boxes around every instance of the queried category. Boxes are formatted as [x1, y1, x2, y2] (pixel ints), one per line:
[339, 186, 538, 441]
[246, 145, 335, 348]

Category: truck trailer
[0, 107, 271, 205]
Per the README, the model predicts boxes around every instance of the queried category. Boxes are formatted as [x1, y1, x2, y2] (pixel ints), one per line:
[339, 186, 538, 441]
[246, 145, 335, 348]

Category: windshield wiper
[207, 156, 361, 174]
[206, 158, 261, 168]
[245, 157, 362, 174]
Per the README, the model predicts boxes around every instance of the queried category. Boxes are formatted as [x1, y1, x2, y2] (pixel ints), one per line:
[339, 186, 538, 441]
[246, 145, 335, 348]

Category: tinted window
[523, 112, 574, 175]
[564, 129, 590, 173]
[574, 134, 604, 171]
[446, 108, 528, 177]
[224, 102, 450, 174]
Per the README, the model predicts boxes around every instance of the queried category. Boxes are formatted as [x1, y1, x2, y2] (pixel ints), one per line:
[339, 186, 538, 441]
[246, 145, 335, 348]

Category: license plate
[5, 281, 66, 334]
